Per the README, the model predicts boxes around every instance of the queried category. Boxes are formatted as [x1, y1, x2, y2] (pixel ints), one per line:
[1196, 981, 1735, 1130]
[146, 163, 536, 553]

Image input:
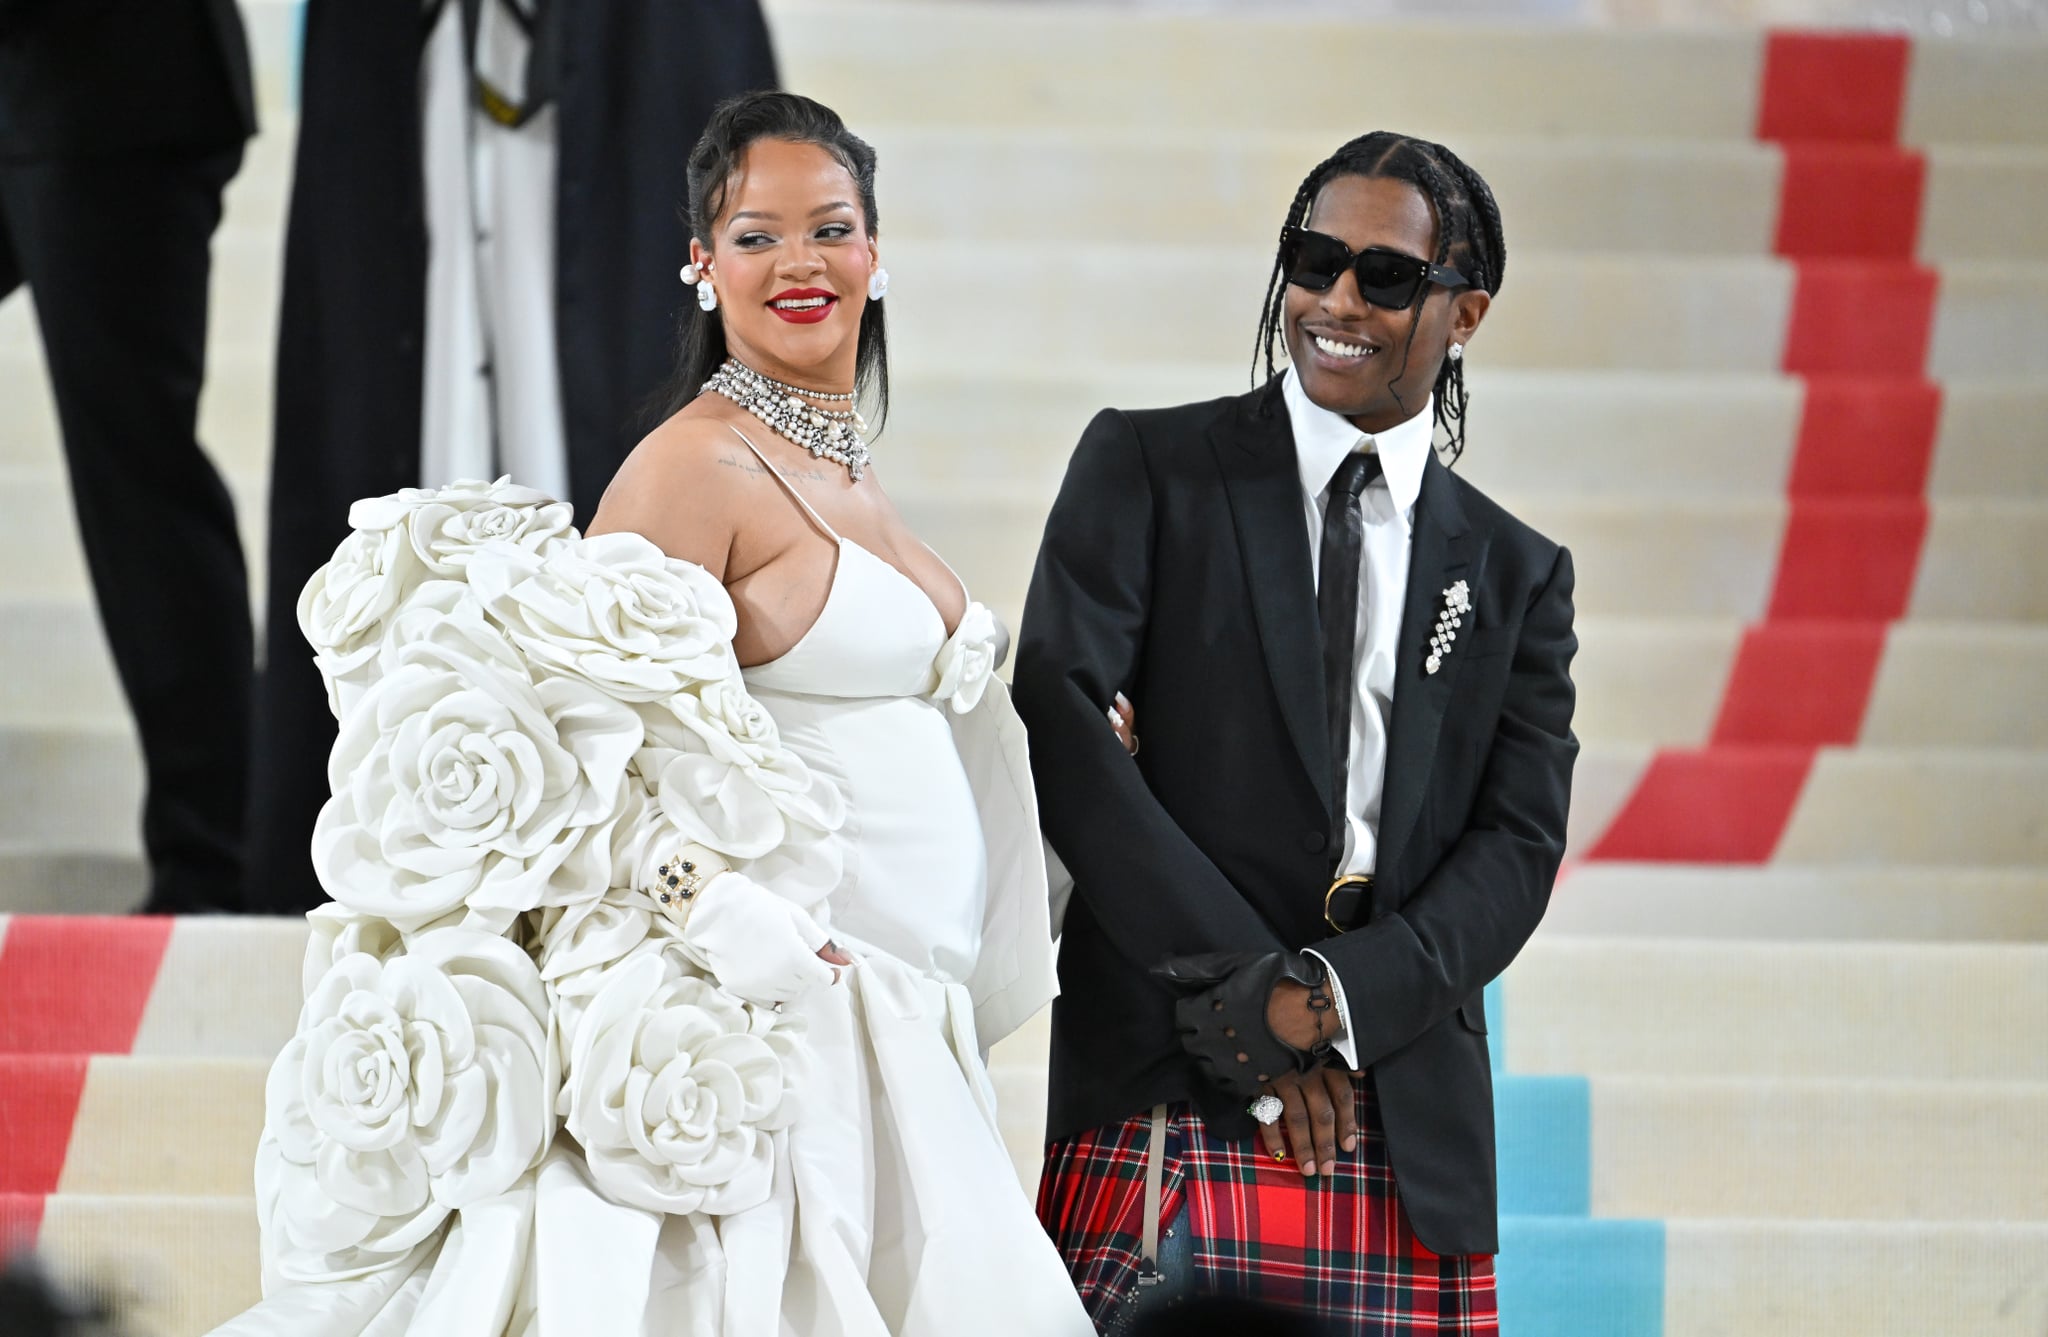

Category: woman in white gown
[214, 92, 1095, 1335]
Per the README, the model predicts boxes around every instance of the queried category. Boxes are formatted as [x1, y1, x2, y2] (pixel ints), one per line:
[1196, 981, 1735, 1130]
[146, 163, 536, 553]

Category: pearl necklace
[702, 358, 871, 480]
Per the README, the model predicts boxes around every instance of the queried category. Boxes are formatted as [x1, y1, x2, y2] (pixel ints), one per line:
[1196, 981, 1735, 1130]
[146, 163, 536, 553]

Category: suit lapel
[1211, 383, 1334, 816]
[1375, 454, 1475, 900]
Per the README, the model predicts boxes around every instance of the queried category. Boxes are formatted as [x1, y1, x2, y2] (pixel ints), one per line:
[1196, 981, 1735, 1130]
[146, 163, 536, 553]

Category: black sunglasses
[1282, 226, 1470, 311]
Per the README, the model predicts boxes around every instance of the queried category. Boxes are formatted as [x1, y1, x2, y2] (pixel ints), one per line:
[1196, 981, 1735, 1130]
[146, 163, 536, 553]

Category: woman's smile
[769, 287, 839, 324]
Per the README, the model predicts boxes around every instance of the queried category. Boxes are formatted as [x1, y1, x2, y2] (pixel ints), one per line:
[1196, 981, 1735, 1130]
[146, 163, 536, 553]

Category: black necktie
[1318, 450, 1383, 814]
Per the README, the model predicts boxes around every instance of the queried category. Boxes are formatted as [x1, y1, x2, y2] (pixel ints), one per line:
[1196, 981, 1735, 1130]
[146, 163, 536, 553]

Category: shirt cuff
[1301, 949, 1359, 1070]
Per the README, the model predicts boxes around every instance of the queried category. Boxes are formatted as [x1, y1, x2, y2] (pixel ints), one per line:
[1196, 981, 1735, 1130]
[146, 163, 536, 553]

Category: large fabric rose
[560, 949, 804, 1216]
[469, 532, 739, 701]
[347, 476, 561, 548]
[404, 490, 573, 578]
[641, 682, 845, 861]
[930, 601, 1000, 714]
[312, 619, 641, 933]
[297, 525, 429, 711]
[532, 876, 681, 1070]
[256, 930, 556, 1281]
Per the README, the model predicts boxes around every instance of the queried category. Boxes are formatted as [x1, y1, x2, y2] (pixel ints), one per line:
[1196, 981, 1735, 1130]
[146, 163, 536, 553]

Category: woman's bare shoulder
[588, 409, 753, 572]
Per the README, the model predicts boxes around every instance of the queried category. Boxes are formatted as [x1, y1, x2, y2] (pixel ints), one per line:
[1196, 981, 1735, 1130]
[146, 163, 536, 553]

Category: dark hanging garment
[245, 0, 777, 913]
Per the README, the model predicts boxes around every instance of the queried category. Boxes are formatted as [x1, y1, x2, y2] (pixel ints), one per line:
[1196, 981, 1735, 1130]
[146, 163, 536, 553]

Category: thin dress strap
[726, 424, 841, 543]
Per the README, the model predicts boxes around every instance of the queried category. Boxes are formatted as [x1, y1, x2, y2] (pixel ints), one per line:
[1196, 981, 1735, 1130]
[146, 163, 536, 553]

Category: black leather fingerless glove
[1151, 950, 1329, 1099]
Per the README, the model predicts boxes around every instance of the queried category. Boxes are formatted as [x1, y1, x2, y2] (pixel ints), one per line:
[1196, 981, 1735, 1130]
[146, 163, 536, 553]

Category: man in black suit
[0, 0, 257, 912]
[1017, 133, 1576, 1333]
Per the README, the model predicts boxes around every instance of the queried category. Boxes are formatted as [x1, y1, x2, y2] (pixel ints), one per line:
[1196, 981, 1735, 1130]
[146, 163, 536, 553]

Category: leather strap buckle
[1324, 874, 1374, 933]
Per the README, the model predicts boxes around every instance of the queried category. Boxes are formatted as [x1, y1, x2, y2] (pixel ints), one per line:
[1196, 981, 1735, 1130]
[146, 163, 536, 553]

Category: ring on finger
[1248, 1094, 1284, 1126]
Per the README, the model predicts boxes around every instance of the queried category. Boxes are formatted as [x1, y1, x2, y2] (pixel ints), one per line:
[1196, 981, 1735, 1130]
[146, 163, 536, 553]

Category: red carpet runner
[0, 916, 172, 1245]
[1590, 31, 1939, 862]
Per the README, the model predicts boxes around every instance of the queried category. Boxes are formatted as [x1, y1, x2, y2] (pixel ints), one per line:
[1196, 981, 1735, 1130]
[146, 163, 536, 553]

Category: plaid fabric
[1038, 1082, 1498, 1335]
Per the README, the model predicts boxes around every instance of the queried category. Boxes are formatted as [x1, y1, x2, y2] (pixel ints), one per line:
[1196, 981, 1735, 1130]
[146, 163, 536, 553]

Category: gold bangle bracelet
[647, 844, 733, 931]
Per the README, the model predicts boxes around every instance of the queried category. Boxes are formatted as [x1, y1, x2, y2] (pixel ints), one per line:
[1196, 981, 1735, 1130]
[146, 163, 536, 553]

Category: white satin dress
[214, 444, 1091, 1336]
[709, 449, 1094, 1335]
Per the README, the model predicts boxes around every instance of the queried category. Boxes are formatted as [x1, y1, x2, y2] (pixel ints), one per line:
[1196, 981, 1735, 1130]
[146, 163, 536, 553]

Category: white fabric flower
[407, 495, 573, 577]
[468, 532, 739, 701]
[257, 930, 555, 1281]
[347, 475, 560, 539]
[930, 601, 999, 714]
[561, 949, 805, 1216]
[297, 525, 428, 705]
[533, 878, 675, 1070]
[301, 904, 405, 998]
[312, 625, 641, 934]
[298, 475, 563, 717]
[633, 689, 843, 863]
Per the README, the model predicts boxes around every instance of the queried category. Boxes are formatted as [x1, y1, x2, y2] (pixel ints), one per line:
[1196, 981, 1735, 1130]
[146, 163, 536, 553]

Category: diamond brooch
[1425, 580, 1473, 676]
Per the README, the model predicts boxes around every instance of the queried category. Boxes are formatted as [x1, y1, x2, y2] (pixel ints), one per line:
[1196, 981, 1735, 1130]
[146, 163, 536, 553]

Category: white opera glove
[675, 871, 838, 1008]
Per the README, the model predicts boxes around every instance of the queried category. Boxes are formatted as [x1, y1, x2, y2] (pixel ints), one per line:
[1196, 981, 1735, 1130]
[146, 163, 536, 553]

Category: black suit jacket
[1013, 377, 1578, 1256]
[0, 0, 255, 159]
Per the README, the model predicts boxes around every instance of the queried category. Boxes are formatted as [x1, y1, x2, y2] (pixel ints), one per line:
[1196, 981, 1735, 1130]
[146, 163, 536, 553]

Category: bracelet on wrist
[647, 844, 733, 931]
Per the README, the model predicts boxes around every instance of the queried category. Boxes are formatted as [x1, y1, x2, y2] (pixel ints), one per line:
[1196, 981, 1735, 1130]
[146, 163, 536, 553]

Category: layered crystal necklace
[702, 357, 871, 481]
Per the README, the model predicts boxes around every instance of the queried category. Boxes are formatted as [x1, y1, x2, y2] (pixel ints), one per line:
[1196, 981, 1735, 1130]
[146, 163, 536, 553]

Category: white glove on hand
[679, 872, 839, 1007]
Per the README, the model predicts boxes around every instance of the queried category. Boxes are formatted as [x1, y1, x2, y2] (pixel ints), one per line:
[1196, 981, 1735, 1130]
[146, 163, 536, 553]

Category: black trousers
[0, 146, 251, 912]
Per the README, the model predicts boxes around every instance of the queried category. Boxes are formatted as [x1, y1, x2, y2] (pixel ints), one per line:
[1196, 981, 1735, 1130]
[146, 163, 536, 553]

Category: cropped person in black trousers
[0, 0, 257, 911]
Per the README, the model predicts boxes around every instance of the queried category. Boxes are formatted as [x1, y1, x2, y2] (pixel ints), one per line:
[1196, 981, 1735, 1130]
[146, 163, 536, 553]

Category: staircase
[3, 3, 2046, 1333]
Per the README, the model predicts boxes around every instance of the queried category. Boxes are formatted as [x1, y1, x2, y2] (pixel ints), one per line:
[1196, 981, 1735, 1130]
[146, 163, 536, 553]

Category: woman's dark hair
[656, 91, 889, 430]
[1253, 131, 1506, 464]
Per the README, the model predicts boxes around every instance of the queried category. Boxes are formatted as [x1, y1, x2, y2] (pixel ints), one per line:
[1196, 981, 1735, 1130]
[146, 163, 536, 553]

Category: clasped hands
[1153, 949, 1360, 1179]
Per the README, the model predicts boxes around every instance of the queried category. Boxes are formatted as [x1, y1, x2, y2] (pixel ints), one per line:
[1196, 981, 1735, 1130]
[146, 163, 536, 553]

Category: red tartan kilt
[1037, 1081, 1497, 1335]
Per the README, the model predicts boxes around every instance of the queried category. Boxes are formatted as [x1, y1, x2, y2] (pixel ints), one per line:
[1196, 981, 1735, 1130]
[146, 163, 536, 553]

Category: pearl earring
[1448, 342, 1464, 362]
[679, 261, 702, 284]
[868, 267, 890, 301]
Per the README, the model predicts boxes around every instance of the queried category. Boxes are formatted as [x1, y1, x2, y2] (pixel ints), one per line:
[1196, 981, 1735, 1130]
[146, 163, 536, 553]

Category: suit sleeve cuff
[1302, 949, 1359, 1070]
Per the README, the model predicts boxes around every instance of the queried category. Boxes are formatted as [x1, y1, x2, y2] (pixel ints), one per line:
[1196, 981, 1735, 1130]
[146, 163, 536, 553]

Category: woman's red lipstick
[768, 287, 838, 324]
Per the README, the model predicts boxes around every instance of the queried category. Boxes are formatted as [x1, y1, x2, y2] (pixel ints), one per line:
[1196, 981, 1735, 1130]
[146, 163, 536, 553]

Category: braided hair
[1253, 132, 1506, 464]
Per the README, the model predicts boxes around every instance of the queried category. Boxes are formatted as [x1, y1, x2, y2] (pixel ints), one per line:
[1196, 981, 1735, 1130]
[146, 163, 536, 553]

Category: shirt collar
[1282, 364, 1433, 520]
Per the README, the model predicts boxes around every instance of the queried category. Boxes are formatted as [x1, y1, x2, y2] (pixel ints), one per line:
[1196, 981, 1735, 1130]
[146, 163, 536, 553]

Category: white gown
[215, 465, 1093, 1336]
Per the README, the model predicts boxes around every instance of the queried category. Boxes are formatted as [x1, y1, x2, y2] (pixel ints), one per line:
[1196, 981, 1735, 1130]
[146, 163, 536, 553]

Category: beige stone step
[1505, 937, 2048, 1080]
[0, 723, 141, 853]
[1662, 1219, 2048, 1337]
[1570, 619, 2048, 748]
[764, 3, 2048, 148]
[26, 1194, 260, 1337]
[1545, 864, 2048, 941]
[1591, 1076, 2048, 1220]
[0, 848, 145, 916]
[1566, 744, 2048, 867]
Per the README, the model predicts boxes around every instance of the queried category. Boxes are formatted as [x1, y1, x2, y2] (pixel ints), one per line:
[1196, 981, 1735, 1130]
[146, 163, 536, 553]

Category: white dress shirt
[1282, 365, 1437, 1071]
